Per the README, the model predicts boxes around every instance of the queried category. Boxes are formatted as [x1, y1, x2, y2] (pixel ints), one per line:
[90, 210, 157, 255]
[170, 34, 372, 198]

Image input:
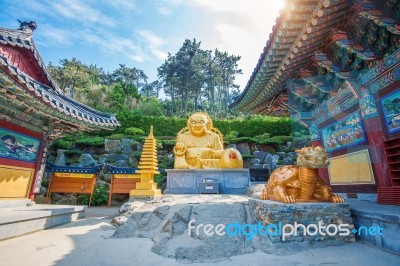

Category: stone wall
[249, 198, 355, 244]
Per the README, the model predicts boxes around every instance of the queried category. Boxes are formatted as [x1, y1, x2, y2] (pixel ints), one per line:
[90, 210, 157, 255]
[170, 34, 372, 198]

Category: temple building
[230, 0, 400, 204]
[0, 22, 119, 201]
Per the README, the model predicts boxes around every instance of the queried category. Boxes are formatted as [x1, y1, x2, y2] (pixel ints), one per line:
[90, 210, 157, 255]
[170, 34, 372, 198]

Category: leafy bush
[254, 133, 271, 139]
[106, 134, 125, 140]
[106, 134, 137, 140]
[154, 174, 165, 188]
[271, 135, 292, 143]
[116, 113, 292, 137]
[78, 185, 109, 206]
[159, 139, 176, 146]
[157, 136, 176, 140]
[242, 154, 255, 159]
[132, 151, 142, 159]
[232, 137, 253, 143]
[64, 150, 83, 155]
[254, 135, 292, 145]
[66, 158, 79, 165]
[41, 179, 49, 188]
[125, 127, 145, 136]
[52, 140, 72, 150]
[75, 137, 105, 146]
[293, 132, 302, 138]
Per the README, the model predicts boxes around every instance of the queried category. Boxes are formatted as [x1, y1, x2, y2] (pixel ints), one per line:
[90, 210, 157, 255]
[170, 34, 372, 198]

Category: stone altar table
[165, 169, 250, 194]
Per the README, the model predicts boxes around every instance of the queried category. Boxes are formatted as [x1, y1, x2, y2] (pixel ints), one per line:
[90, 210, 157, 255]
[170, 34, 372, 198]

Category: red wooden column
[359, 90, 391, 187]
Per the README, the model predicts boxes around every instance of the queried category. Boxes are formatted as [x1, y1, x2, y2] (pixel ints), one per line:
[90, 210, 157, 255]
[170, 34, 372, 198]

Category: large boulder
[56, 195, 77, 205]
[236, 142, 250, 155]
[272, 154, 279, 170]
[100, 153, 129, 165]
[104, 140, 121, 153]
[283, 156, 294, 165]
[78, 154, 97, 167]
[120, 138, 134, 155]
[276, 152, 286, 159]
[253, 151, 268, 162]
[246, 184, 265, 199]
[55, 149, 67, 166]
[115, 159, 128, 167]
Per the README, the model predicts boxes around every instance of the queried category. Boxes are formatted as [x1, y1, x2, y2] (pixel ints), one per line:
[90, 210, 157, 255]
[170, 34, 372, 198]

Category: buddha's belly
[186, 147, 212, 158]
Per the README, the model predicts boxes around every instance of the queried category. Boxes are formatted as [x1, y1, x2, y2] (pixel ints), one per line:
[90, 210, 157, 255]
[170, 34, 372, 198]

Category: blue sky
[0, 0, 284, 92]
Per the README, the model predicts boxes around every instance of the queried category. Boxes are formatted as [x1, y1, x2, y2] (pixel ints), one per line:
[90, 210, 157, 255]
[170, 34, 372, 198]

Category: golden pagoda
[129, 125, 161, 198]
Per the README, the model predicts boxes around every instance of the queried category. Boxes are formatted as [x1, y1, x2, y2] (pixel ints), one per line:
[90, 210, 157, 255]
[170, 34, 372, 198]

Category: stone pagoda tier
[130, 126, 161, 198]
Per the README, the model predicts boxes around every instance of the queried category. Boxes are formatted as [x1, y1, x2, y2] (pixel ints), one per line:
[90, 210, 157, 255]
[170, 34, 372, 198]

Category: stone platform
[0, 203, 86, 241]
[249, 198, 355, 244]
[348, 198, 400, 254]
[165, 169, 250, 194]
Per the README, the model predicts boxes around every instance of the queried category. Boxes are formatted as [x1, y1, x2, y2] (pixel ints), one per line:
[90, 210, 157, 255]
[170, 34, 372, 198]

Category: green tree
[47, 58, 103, 97]
[137, 96, 164, 116]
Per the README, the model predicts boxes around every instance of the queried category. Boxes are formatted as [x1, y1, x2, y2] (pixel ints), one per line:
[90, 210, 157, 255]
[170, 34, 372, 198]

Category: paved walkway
[0, 204, 399, 265]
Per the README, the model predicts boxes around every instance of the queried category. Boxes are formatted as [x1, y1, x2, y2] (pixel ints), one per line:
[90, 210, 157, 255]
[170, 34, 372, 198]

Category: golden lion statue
[260, 146, 344, 203]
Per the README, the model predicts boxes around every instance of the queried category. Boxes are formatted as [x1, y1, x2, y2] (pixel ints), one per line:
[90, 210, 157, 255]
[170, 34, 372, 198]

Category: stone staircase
[348, 198, 400, 255]
[0, 200, 86, 241]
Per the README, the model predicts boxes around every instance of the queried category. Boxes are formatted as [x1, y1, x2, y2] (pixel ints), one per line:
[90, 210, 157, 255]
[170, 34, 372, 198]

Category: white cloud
[189, 0, 285, 90]
[79, 29, 159, 64]
[50, 0, 116, 27]
[157, 0, 185, 16]
[38, 24, 72, 45]
[138, 30, 166, 48]
[82, 30, 141, 55]
[152, 49, 168, 60]
[129, 54, 145, 63]
[103, 0, 136, 11]
[22, 0, 48, 13]
[137, 30, 168, 60]
[158, 6, 172, 16]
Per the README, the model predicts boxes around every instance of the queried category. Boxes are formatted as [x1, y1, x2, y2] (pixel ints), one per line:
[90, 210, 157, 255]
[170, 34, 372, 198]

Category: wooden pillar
[359, 90, 392, 187]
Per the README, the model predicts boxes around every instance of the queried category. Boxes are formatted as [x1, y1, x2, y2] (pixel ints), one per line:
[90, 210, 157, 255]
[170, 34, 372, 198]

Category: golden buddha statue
[173, 112, 243, 169]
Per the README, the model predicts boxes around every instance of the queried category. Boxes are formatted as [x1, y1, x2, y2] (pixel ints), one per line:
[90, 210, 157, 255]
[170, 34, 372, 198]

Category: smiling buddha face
[188, 113, 208, 137]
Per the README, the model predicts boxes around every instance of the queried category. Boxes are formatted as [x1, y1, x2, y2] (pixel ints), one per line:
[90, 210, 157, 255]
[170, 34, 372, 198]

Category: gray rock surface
[283, 157, 294, 165]
[78, 154, 97, 167]
[104, 140, 121, 153]
[253, 151, 268, 162]
[237, 143, 250, 155]
[112, 195, 362, 263]
[55, 149, 67, 166]
[246, 184, 265, 199]
[120, 138, 134, 155]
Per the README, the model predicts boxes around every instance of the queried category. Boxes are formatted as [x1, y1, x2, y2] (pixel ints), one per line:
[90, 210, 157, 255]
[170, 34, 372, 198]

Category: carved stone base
[249, 198, 356, 244]
[165, 169, 250, 194]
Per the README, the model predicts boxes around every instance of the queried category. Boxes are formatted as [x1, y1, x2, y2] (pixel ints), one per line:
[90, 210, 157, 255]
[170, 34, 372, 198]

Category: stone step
[0, 199, 31, 208]
[348, 198, 400, 255]
[0, 203, 86, 241]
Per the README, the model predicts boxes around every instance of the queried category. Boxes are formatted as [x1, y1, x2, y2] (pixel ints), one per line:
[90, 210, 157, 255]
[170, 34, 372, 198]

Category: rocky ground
[111, 192, 354, 264]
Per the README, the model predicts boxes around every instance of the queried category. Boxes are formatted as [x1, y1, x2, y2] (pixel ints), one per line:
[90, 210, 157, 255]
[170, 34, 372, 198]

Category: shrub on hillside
[52, 140, 72, 150]
[75, 137, 105, 147]
[125, 127, 145, 136]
